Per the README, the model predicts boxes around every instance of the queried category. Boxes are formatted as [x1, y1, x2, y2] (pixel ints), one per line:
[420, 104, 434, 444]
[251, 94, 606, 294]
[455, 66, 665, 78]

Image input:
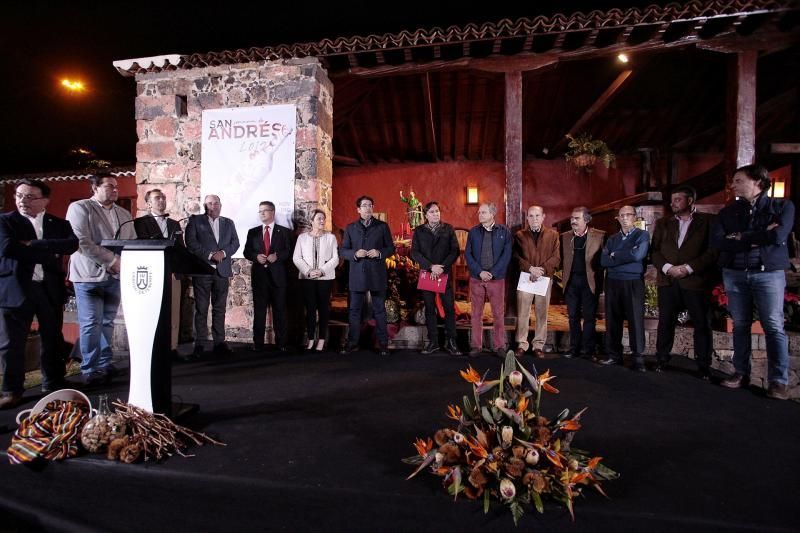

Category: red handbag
[417, 270, 448, 293]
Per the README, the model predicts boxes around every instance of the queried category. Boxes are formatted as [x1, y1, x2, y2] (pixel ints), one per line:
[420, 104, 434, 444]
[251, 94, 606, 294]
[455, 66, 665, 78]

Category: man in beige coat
[560, 207, 606, 359]
[514, 206, 560, 357]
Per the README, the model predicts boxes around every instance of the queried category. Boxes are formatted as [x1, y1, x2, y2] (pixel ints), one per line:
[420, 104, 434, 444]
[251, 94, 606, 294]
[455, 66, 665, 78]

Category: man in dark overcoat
[339, 196, 395, 355]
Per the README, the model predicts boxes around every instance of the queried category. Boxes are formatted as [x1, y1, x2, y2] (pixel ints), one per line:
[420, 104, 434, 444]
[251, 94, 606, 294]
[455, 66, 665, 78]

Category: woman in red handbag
[411, 202, 462, 355]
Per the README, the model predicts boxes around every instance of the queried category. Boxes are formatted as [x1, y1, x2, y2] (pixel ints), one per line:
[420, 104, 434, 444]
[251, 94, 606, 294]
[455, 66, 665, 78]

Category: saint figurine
[400, 190, 424, 229]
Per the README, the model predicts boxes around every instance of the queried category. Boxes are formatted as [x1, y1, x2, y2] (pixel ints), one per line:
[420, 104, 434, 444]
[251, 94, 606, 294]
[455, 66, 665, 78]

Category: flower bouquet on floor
[403, 352, 618, 525]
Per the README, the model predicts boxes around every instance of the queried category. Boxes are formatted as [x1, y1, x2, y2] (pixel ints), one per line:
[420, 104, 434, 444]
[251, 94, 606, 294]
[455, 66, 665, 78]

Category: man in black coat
[0, 179, 78, 408]
[243, 201, 292, 351]
[340, 196, 395, 355]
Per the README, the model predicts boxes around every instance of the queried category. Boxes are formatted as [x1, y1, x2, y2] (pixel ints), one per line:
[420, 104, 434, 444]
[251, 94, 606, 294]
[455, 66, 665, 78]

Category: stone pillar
[132, 58, 334, 342]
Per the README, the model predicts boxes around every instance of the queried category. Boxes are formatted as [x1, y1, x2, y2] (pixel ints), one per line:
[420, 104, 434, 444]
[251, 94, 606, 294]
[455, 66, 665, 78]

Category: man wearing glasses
[559, 207, 606, 360]
[66, 173, 135, 386]
[0, 180, 78, 408]
[598, 205, 650, 371]
[340, 196, 394, 355]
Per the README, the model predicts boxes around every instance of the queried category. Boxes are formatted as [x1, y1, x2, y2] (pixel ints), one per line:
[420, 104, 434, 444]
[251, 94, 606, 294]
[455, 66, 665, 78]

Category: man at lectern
[66, 173, 136, 386]
[134, 189, 185, 352]
[184, 195, 239, 359]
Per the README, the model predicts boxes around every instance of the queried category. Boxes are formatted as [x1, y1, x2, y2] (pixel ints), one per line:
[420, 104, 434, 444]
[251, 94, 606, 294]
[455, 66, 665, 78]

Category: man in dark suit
[184, 195, 239, 358]
[340, 196, 395, 355]
[0, 179, 78, 408]
[652, 185, 717, 378]
[243, 201, 291, 351]
[133, 189, 183, 244]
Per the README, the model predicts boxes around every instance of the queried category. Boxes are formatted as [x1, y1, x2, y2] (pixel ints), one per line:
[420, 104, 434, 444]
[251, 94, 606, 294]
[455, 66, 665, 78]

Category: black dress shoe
[191, 345, 205, 360]
[697, 368, 711, 381]
[378, 345, 390, 356]
[277, 346, 290, 353]
[41, 379, 70, 394]
[213, 343, 233, 355]
[444, 339, 462, 356]
[597, 357, 621, 366]
[655, 362, 668, 373]
[421, 341, 439, 355]
[340, 344, 359, 354]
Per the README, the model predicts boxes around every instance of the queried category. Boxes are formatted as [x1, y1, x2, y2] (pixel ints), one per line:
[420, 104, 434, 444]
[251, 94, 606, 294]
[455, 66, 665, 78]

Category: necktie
[263, 226, 271, 255]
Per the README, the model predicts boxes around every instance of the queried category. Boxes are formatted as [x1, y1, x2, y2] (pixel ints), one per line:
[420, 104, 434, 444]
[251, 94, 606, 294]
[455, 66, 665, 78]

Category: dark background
[1, 1, 668, 175]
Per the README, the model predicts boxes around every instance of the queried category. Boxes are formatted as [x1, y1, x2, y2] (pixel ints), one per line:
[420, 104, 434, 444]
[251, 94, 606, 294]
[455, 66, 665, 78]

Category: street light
[61, 78, 87, 93]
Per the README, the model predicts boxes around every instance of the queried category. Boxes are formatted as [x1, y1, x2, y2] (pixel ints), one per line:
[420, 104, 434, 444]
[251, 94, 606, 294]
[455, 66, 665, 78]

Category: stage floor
[1, 346, 798, 532]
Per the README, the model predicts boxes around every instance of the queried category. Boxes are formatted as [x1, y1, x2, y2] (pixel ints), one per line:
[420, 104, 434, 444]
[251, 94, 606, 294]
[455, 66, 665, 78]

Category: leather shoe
[514, 347, 526, 358]
[421, 341, 439, 355]
[444, 339, 462, 356]
[563, 351, 577, 359]
[378, 345, 390, 356]
[532, 348, 545, 359]
[597, 357, 621, 366]
[340, 343, 359, 354]
[0, 392, 24, 410]
[633, 363, 647, 373]
[213, 343, 233, 356]
[277, 346, 290, 353]
[655, 362, 668, 373]
[41, 379, 70, 394]
[468, 347, 482, 357]
[190, 345, 205, 360]
[697, 368, 711, 381]
[766, 382, 788, 400]
[720, 373, 746, 389]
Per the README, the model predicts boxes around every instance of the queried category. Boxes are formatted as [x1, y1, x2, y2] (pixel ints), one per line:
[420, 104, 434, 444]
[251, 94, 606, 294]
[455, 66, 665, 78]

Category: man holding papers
[513, 206, 560, 358]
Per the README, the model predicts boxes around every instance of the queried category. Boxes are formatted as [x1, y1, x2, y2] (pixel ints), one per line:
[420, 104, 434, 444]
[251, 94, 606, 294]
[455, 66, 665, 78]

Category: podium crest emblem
[132, 265, 152, 294]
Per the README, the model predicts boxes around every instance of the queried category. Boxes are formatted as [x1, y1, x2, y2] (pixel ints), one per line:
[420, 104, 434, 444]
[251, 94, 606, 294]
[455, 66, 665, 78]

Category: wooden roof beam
[421, 73, 439, 162]
[347, 120, 367, 164]
[552, 69, 633, 153]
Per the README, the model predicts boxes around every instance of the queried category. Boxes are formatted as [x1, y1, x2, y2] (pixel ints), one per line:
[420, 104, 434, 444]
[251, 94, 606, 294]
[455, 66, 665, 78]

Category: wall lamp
[466, 186, 479, 205]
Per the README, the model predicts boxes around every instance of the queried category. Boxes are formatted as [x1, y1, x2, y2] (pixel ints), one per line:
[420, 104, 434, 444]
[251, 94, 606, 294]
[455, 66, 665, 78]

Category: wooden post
[725, 51, 757, 197]
[504, 71, 523, 229]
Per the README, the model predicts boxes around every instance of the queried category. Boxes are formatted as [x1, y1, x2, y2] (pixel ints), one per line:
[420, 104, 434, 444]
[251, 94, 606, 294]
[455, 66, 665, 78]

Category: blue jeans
[74, 279, 121, 375]
[723, 269, 789, 385]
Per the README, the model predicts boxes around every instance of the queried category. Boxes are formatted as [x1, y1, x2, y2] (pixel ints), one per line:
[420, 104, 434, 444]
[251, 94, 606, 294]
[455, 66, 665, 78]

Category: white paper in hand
[517, 273, 550, 296]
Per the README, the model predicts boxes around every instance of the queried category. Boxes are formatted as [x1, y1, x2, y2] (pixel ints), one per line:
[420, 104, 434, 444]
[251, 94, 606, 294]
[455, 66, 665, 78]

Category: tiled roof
[1, 168, 136, 184]
[113, 0, 796, 76]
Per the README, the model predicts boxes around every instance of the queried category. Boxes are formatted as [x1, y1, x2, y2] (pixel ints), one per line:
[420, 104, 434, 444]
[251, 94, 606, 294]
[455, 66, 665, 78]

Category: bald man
[513, 206, 560, 358]
[184, 195, 239, 358]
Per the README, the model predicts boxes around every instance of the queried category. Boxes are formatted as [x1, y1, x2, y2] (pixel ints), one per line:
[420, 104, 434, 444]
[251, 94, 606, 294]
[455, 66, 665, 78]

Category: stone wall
[132, 58, 333, 342]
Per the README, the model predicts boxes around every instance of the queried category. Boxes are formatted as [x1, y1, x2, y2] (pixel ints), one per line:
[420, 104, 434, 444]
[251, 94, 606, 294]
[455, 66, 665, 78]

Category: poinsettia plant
[403, 353, 618, 526]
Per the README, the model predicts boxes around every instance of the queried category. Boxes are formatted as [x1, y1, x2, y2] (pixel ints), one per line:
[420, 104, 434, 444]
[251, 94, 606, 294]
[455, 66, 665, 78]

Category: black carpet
[0, 347, 798, 533]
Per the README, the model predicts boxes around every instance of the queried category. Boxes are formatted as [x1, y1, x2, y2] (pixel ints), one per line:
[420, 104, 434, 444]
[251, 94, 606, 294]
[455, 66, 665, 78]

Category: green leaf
[510, 500, 525, 526]
[450, 467, 462, 500]
[481, 406, 495, 425]
[462, 395, 474, 417]
[483, 490, 491, 514]
[531, 490, 544, 514]
[504, 351, 516, 378]
[555, 408, 570, 423]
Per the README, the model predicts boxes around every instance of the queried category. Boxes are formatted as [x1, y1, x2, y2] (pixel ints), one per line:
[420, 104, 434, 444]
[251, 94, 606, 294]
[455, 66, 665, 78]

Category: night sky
[2, 1, 664, 175]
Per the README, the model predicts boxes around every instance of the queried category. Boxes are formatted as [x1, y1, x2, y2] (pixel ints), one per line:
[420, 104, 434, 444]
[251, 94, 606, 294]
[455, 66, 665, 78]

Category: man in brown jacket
[651, 185, 717, 378]
[514, 206, 560, 357]
[560, 207, 606, 359]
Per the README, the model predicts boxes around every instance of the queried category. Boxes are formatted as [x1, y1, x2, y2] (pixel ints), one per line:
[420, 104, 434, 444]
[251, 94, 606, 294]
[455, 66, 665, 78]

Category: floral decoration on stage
[403, 352, 618, 525]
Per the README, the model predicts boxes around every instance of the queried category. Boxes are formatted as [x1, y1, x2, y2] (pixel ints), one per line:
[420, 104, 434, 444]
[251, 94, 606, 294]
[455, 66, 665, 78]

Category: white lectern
[101, 239, 211, 416]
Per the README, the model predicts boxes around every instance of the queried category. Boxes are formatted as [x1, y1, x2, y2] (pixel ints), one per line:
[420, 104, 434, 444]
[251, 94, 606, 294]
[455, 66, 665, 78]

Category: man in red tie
[244, 201, 292, 352]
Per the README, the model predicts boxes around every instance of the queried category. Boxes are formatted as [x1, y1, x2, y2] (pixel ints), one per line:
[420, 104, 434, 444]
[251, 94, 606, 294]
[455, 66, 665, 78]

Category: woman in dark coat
[411, 201, 462, 355]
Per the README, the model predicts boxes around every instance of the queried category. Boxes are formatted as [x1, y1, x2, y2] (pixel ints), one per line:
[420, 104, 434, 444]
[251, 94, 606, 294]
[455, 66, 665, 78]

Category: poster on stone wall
[201, 104, 296, 257]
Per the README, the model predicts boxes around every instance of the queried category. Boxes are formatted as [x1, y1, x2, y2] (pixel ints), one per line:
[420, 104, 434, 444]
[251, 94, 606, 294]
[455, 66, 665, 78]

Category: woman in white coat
[293, 209, 339, 351]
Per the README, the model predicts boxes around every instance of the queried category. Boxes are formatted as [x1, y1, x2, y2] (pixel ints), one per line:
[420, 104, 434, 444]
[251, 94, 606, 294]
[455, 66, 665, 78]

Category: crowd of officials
[0, 163, 794, 409]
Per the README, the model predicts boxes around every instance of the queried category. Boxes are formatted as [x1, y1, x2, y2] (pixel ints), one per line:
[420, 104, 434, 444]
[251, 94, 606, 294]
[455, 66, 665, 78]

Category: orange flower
[538, 369, 560, 394]
[516, 396, 529, 414]
[465, 437, 489, 459]
[560, 419, 581, 431]
[447, 404, 462, 421]
[459, 366, 482, 384]
[587, 456, 603, 470]
[414, 437, 433, 458]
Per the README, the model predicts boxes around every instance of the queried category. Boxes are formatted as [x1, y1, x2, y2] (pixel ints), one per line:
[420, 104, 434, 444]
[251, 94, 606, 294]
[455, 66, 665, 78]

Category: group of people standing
[0, 163, 793, 409]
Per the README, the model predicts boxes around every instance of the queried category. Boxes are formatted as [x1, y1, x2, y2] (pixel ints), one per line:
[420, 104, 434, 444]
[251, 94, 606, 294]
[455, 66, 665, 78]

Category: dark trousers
[0, 308, 30, 394]
[253, 280, 288, 348]
[656, 283, 712, 370]
[192, 275, 229, 347]
[564, 273, 598, 355]
[604, 278, 645, 360]
[348, 290, 388, 346]
[421, 284, 456, 343]
[302, 279, 333, 341]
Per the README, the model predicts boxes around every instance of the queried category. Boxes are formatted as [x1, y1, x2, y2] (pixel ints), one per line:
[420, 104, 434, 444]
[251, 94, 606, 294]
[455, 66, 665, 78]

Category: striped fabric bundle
[8, 400, 90, 464]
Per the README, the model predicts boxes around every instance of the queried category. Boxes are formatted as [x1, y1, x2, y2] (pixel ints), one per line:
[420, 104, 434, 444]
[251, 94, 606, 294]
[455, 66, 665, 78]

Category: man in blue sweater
[598, 205, 650, 371]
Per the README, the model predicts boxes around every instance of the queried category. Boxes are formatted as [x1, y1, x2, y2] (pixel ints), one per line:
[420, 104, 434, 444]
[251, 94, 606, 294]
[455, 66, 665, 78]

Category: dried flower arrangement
[565, 133, 615, 172]
[404, 353, 618, 525]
